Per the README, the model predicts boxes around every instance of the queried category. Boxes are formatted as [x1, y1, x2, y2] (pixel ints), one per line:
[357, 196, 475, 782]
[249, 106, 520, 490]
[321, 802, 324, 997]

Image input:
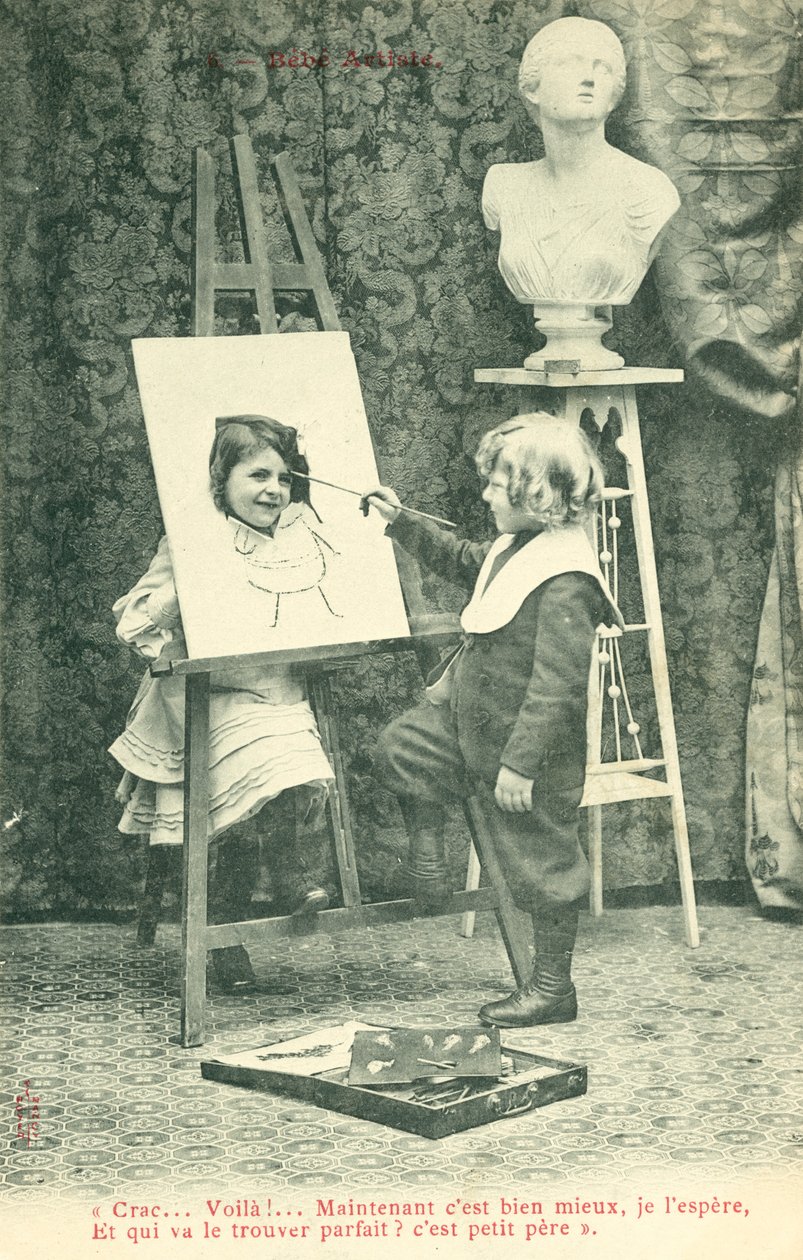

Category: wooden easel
[156, 136, 533, 1047]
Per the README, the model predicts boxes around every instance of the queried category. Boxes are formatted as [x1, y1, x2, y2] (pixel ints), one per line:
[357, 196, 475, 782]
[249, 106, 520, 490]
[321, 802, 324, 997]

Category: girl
[365, 413, 618, 1027]
[110, 415, 335, 993]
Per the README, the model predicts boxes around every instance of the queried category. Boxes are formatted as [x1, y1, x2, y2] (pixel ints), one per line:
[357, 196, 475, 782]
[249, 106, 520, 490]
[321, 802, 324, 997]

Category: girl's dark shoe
[211, 944, 296, 996]
[291, 887, 329, 915]
[270, 856, 331, 915]
[211, 944, 259, 994]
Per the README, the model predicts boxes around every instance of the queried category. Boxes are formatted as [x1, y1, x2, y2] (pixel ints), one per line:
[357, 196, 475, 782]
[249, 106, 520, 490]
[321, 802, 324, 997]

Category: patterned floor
[2, 905, 802, 1254]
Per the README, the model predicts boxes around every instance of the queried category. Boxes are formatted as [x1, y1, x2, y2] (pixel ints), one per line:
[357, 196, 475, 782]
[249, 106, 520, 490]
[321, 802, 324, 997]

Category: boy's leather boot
[399, 795, 450, 911]
[478, 903, 580, 1027]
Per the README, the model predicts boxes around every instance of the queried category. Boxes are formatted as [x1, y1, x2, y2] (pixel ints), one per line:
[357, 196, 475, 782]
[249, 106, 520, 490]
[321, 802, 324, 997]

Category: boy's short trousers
[375, 702, 590, 911]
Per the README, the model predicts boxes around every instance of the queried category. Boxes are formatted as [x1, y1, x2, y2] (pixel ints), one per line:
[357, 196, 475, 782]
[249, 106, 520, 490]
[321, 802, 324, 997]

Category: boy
[364, 413, 617, 1026]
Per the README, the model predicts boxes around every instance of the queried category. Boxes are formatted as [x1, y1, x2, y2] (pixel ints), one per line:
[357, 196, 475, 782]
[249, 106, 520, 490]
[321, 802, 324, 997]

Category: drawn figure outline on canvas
[230, 509, 343, 627]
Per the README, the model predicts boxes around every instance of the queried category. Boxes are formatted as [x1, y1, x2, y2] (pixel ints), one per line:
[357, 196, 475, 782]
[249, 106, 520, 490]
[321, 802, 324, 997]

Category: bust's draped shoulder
[615, 153, 680, 248]
[483, 155, 678, 237]
[481, 163, 536, 231]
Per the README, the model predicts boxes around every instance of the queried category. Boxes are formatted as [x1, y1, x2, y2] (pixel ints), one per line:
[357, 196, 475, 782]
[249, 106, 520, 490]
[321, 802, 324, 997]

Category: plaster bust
[483, 17, 680, 310]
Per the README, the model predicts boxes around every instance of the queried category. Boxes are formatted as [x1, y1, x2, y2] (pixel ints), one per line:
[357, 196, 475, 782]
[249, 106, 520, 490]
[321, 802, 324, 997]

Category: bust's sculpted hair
[518, 17, 627, 119]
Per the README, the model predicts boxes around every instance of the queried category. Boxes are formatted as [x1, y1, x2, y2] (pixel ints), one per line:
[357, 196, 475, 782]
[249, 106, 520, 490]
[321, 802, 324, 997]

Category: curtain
[587, 5, 803, 905]
[747, 391, 803, 910]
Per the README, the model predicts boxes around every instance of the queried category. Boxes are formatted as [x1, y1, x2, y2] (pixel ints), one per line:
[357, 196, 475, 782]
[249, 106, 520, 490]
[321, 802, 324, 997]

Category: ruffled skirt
[110, 676, 334, 846]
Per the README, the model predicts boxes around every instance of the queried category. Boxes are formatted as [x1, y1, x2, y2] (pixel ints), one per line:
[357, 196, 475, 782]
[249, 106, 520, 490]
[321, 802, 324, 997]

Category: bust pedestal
[526, 302, 624, 371]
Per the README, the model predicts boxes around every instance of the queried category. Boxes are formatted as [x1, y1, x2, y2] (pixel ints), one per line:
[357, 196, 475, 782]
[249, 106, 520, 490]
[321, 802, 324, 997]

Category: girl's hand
[360, 486, 402, 523]
[495, 765, 534, 813]
[147, 581, 181, 628]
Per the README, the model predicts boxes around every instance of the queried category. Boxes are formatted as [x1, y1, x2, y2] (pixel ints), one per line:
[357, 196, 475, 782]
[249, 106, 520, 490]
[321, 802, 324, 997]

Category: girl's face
[482, 467, 537, 535]
[224, 446, 292, 534]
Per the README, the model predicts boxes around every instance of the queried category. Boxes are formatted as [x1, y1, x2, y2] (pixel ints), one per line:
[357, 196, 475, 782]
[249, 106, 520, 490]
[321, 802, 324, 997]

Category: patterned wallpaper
[0, 0, 799, 914]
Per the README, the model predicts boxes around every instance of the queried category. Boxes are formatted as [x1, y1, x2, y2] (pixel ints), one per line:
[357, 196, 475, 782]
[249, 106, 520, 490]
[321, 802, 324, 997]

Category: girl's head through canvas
[209, 415, 312, 535]
[475, 412, 603, 534]
[224, 446, 292, 535]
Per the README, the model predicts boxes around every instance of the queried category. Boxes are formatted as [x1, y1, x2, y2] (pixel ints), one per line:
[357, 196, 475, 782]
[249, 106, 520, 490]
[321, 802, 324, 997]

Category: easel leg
[463, 798, 532, 987]
[668, 794, 700, 947]
[618, 388, 700, 948]
[310, 674, 363, 908]
[460, 843, 482, 939]
[181, 673, 211, 1047]
[588, 805, 603, 917]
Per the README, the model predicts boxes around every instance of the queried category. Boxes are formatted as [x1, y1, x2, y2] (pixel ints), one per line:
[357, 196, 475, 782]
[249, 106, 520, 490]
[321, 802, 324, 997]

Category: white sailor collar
[460, 524, 619, 634]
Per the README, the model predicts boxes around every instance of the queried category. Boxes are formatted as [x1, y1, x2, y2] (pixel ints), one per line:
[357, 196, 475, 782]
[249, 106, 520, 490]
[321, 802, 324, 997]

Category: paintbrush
[291, 470, 457, 530]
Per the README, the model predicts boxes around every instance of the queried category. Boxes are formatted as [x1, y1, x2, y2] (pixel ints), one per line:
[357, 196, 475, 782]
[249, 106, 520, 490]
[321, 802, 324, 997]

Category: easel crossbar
[205, 889, 503, 947]
[152, 627, 459, 677]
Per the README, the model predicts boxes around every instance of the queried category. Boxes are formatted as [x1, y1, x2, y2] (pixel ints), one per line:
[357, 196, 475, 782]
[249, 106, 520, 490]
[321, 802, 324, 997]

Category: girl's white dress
[108, 536, 334, 845]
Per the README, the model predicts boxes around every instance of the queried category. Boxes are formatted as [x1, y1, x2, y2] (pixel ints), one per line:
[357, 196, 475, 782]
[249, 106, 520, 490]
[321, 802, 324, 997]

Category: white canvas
[131, 331, 411, 660]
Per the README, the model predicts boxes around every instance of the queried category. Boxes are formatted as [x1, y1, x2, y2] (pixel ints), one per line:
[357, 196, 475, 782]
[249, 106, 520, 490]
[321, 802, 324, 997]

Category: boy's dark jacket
[389, 513, 611, 791]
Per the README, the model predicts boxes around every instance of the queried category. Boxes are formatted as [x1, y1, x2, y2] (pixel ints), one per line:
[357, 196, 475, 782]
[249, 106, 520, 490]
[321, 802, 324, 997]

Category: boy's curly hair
[475, 412, 603, 529]
[208, 415, 312, 514]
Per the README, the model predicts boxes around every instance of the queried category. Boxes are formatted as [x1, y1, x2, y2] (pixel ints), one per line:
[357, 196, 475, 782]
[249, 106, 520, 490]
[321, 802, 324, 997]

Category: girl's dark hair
[208, 415, 312, 514]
